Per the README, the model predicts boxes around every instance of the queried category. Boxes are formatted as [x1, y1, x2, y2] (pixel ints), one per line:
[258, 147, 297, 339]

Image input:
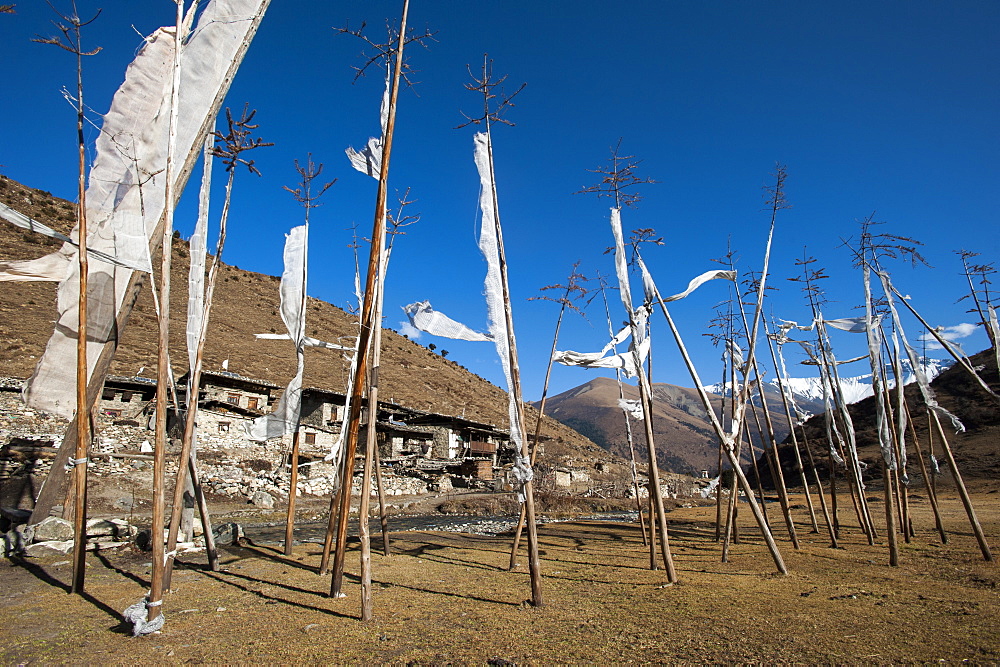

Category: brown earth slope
[0, 174, 609, 468]
[541, 376, 791, 476]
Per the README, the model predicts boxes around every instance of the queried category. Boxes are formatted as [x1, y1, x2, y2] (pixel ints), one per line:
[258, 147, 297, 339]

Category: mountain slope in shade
[540, 376, 796, 476]
[759, 347, 1000, 486]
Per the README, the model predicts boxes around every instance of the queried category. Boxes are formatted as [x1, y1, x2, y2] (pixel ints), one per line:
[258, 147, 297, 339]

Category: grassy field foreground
[2, 490, 998, 663]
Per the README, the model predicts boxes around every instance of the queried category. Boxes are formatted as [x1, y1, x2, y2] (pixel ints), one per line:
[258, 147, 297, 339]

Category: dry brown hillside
[0, 174, 609, 467]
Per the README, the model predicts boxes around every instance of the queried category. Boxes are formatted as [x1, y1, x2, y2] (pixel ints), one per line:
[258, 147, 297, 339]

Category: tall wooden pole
[905, 402, 947, 543]
[148, 0, 184, 622]
[762, 321, 819, 532]
[328, 0, 409, 600]
[69, 25, 91, 593]
[509, 280, 576, 570]
[649, 277, 786, 574]
[482, 127, 545, 605]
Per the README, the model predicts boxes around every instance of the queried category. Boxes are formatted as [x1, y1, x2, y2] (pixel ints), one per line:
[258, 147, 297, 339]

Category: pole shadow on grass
[370, 576, 522, 608]
[11, 556, 130, 632]
[194, 567, 356, 619]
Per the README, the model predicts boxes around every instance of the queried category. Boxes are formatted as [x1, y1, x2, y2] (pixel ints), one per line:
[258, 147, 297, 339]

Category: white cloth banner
[822, 317, 868, 333]
[661, 270, 736, 302]
[618, 398, 644, 420]
[553, 322, 646, 377]
[186, 138, 212, 374]
[401, 300, 492, 342]
[345, 66, 390, 179]
[0, 202, 146, 274]
[248, 225, 307, 441]
[877, 270, 965, 433]
[474, 131, 524, 452]
[18, 0, 270, 419]
[254, 333, 350, 350]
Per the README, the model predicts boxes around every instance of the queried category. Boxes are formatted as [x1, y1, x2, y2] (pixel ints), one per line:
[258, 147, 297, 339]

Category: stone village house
[2, 370, 535, 509]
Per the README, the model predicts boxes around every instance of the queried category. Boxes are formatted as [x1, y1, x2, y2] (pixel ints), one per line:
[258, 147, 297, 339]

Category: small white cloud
[398, 321, 421, 339]
[918, 322, 977, 350]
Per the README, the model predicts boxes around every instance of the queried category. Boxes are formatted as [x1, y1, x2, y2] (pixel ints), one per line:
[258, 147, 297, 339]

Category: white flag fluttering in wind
[822, 317, 868, 333]
[399, 132, 529, 485]
[877, 270, 965, 434]
[186, 139, 212, 376]
[660, 269, 736, 303]
[618, 398, 644, 420]
[402, 300, 492, 342]
[474, 131, 526, 455]
[0, 202, 147, 273]
[11, 0, 270, 419]
[346, 66, 391, 179]
[248, 225, 308, 442]
[553, 322, 647, 377]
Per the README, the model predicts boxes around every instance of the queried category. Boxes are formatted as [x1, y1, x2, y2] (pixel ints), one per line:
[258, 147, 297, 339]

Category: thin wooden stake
[284, 429, 301, 556]
[906, 402, 946, 543]
[881, 459, 900, 566]
[930, 410, 992, 561]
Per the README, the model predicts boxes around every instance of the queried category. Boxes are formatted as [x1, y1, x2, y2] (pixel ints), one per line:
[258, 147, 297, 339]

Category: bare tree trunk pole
[881, 460, 900, 566]
[329, 0, 408, 598]
[649, 290, 786, 574]
[69, 37, 92, 595]
[189, 455, 218, 571]
[829, 450, 840, 540]
[746, 402, 772, 530]
[798, 427, 837, 548]
[763, 321, 819, 532]
[509, 293, 571, 570]
[359, 397, 377, 621]
[147, 0, 184, 622]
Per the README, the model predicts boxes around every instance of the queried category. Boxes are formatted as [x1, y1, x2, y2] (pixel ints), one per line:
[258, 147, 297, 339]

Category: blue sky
[2, 1, 998, 401]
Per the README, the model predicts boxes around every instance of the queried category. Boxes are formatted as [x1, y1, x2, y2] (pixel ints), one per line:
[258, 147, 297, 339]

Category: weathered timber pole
[284, 429, 301, 556]
[328, 0, 409, 602]
[930, 410, 993, 561]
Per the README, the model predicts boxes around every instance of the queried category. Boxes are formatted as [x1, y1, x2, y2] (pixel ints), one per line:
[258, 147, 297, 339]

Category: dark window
[121, 391, 133, 402]
[304, 432, 317, 445]
[226, 393, 240, 405]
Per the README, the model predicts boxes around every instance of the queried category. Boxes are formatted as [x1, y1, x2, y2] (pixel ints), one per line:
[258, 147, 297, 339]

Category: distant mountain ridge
[702, 356, 953, 415]
[540, 376, 791, 476]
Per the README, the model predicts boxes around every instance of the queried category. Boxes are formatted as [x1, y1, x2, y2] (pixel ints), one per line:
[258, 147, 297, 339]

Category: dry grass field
[2, 486, 998, 664]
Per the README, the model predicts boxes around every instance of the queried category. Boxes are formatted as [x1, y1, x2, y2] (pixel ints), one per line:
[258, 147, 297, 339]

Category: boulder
[86, 519, 118, 538]
[32, 516, 74, 542]
[250, 490, 275, 509]
[25, 540, 74, 557]
[213, 522, 244, 546]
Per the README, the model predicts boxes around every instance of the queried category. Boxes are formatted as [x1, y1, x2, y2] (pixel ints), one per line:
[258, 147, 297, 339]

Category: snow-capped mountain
[703, 357, 953, 416]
